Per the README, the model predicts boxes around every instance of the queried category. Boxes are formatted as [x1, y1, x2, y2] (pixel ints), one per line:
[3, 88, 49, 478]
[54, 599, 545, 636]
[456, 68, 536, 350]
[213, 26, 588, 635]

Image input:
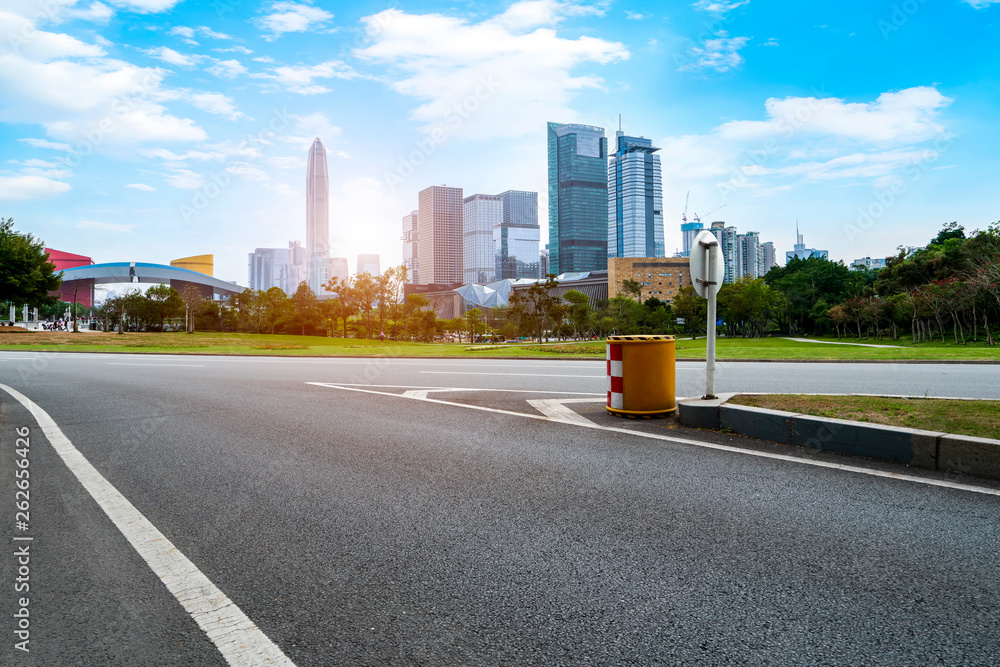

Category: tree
[145, 284, 183, 332]
[671, 285, 707, 338]
[289, 282, 320, 336]
[179, 285, 206, 333]
[464, 308, 485, 342]
[401, 293, 431, 341]
[0, 218, 62, 307]
[620, 279, 643, 301]
[508, 275, 559, 342]
[323, 276, 358, 338]
[562, 289, 592, 337]
[377, 266, 407, 339]
[261, 287, 291, 334]
[353, 272, 380, 338]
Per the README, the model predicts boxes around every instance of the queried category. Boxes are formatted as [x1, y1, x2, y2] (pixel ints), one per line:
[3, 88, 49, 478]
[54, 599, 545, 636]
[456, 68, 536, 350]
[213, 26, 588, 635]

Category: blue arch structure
[57, 262, 245, 304]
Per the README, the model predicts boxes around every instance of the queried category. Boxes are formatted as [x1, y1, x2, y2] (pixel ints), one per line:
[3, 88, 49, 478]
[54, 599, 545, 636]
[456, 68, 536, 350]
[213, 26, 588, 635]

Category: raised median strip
[678, 394, 1000, 481]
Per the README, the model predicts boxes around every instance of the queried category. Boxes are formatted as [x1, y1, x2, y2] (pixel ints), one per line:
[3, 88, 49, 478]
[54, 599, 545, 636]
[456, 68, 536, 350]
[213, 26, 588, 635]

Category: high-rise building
[496, 190, 540, 280]
[306, 138, 330, 292]
[709, 221, 738, 283]
[735, 231, 760, 280]
[608, 131, 664, 259]
[547, 122, 608, 274]
[760, 241, 777, 275]
[539, 246, 549, 278]
[463, 194, 501, 284]
[357, 254, 380, 277]
[680, 222, 704, 258]
[417, 185, 464, 284]
[330, 257, 349, 284]
[402, 210, 419, 285]
[786, 221, 829, 262]
[850, 256, 886, 271]
[248, 247, 290, 293]
[288, 241, 307, 292]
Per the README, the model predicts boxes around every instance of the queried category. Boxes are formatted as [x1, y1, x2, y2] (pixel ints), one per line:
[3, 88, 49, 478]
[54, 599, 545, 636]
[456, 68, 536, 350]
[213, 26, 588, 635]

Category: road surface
[1, 352, 998, 665]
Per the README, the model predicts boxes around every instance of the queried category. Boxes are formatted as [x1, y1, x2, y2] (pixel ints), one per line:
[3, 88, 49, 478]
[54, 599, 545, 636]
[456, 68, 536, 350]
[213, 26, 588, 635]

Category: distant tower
[608, 129, 664, 259]
[463, 193, 501, 284]
[495, 190, 540, 280]
[306, 138, 330, 292]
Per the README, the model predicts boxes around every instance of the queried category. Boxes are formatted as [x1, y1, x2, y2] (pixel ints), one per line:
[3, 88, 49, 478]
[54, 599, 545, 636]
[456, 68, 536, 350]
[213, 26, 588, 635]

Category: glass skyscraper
[495, 190, 540, 280]
[547, 122, 608, 275]
[608, 131, 664, 259]
[462, 194, 500, 284]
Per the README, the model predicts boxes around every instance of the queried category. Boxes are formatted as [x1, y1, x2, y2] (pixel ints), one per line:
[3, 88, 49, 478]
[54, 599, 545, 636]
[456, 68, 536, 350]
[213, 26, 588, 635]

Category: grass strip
[728, 394, 1000, 440]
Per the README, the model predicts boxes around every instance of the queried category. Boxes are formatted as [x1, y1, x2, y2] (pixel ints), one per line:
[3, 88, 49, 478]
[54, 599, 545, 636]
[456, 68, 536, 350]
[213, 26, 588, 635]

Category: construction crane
[682, 191, 690, 224]
[692, 203, 726, 224]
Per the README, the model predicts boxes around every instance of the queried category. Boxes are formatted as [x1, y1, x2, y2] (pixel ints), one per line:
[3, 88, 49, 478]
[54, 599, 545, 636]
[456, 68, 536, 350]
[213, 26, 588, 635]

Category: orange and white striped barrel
[606, 335, 677, 418]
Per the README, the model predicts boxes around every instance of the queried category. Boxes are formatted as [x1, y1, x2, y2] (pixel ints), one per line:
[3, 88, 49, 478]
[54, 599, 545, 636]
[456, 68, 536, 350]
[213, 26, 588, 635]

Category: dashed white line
[0, 383, 295, 666]
[419, 371, 602, 378]
[108, 363, 205, 367]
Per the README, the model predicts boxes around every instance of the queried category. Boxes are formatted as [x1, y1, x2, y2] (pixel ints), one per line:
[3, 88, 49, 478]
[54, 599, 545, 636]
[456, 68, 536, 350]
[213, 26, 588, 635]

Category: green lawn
[0, 330, 998, 361]
[729, 394, 1000, 440]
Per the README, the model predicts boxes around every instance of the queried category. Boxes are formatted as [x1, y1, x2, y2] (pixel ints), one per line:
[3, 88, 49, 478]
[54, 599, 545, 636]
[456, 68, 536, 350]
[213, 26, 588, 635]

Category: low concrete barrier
[678, 395, 1000, 481]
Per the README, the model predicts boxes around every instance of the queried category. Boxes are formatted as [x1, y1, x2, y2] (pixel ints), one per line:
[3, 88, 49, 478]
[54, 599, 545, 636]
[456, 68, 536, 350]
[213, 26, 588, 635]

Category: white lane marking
[0, 383, 295, 666]
[527, 398, 604, 426]
[419, 371, 603, 378]
[308, 383, 1000, 498]
[108, 363, 205, 367]
[327, 383, 604, 396]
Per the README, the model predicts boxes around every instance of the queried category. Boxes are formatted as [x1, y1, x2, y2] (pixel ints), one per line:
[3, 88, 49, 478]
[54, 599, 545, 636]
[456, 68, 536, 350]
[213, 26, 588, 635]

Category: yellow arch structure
[170, 254, 214, 277]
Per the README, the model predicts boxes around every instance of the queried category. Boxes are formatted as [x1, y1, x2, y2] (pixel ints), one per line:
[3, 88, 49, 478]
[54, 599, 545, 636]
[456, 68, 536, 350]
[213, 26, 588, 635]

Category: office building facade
[417, 185, 464, 284]
[496, 189, 540, 280]
[547, 122, 608, 274]
[608, 132, 664, 259]
[462, 194, 501, 284]
[608, 257, 691, 303]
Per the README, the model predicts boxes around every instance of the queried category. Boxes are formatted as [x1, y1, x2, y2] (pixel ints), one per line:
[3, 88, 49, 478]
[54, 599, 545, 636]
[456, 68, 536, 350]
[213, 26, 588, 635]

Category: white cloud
[716, 87, 952, 144]
[217, 45, 253, 55]
[126, 183, 156, 191]
[656, 86, 954, 204]
[693, 0, 750, 15]
[680, 32, 749, 72]
[163, 168, 205, 189]
[143, 46, 200, 67]
[355, 4, 629, 139]
[625, 11, 650, 20]
[253, 1, 334, 40]
[0, 174, 71, 200]
[77, 219, 136, 232]
[761, 37, 779, 47]
[206, 58, 247, 79]
[281, 112, 342, 151]
[63, 2, 116, 22]
[964, 0, 1000, 8]
[105, 0, 183, 12]
[168, 25, 197, 43]
[189, 92, 247, 120]
[20, 138, 72, 151]
[253, 61, 359, 95]
[0, 13, 206, 149]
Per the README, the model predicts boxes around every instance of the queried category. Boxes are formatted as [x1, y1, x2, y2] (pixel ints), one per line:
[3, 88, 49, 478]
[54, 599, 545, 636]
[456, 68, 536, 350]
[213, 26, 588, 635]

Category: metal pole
[705, 245, 717, 399]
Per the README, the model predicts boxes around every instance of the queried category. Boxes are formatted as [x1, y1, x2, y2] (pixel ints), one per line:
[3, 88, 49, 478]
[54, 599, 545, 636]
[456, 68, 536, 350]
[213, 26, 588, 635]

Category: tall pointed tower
[306, 138, 330, 292]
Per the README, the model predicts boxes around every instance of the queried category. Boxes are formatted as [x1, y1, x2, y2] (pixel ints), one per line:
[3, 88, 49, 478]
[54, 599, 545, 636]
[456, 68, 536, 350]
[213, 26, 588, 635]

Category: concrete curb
[677, 395, 1000, 481]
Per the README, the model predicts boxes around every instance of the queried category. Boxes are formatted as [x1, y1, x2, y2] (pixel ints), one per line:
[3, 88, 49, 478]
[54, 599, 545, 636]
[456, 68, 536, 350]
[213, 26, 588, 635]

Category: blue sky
[2, 0, 998, 285]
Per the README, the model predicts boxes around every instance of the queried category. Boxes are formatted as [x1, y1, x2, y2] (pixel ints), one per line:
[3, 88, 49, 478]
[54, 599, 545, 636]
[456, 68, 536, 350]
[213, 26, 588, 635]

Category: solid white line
[419, 371, 603, 378]
[0, 383, 295, 666]
[108, 363, 205, 367]
[308, 383, 1000, 498]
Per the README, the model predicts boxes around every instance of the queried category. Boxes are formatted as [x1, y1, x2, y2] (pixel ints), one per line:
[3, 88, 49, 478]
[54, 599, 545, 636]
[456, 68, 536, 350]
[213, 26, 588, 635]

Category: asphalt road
[1, 352, 999, 666]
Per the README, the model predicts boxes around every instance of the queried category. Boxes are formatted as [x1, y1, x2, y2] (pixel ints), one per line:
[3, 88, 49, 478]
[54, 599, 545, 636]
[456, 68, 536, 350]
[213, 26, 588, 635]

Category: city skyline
[2, 1, 998, 285]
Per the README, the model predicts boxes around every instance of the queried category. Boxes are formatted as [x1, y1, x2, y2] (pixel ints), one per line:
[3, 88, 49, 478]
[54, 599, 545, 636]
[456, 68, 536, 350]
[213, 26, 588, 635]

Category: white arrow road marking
[307, 383, 1000, 498]
[527, 398, 604, 426]
[0, 383, 295, 667]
